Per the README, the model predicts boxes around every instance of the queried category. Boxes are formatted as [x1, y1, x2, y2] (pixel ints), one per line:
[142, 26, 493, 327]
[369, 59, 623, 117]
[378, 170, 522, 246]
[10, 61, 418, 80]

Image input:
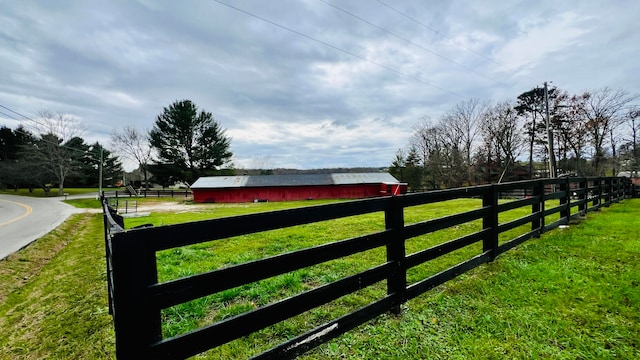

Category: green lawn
[0, 198, 638, 359]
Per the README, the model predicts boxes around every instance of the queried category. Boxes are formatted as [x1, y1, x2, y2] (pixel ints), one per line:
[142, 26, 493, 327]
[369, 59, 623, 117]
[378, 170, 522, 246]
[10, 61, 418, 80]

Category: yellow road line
[0, 198, 33, 227]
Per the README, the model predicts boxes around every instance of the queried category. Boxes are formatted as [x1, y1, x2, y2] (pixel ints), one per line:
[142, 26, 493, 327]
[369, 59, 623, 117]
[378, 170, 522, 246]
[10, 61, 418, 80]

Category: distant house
[190, 173, 407, 203]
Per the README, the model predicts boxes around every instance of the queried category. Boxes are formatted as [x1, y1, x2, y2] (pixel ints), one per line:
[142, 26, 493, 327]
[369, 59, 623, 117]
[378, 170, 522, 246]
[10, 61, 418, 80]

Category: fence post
[101, 197, 121, 315]
[110, 233, 161, 359]
[385, 196, 405, 315]
[593, 178, 601, 210]
[532, 180, 544, 236]
[560, 177, 570, 221]
[578, 178, 587, 215]
[482, 185, 499, 259]
[603, 177, 612, 207]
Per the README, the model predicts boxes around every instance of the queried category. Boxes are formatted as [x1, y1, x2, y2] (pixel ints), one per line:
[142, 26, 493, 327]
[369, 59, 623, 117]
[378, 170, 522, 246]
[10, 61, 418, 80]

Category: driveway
[0, 194, 85, 260]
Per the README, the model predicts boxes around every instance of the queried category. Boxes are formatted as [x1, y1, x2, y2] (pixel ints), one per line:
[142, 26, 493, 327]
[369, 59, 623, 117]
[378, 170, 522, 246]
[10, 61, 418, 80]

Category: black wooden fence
[102, 189, 192, 199]
[102, 177, 633, 359]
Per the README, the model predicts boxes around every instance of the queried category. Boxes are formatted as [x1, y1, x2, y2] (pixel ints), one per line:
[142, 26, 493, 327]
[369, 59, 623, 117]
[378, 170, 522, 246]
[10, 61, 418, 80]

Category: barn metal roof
[331, 173, 399, 185]
[190, 173, 400, 189]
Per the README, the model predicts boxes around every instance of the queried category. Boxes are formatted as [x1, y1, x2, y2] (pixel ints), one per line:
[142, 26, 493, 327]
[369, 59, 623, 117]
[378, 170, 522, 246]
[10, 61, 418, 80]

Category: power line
[212, 0, 467, 99]
[375, 1, 509, 72]
[320, 0, 509, 87]
[0, 106, 45, 135]
[0, 110, 21, 121]
[374, 0, 540, 86]
[0, 103, 109, 160]
[0, 104, 32, 120]
[374, 1, 497, 61]
[0, 104, 68, 136]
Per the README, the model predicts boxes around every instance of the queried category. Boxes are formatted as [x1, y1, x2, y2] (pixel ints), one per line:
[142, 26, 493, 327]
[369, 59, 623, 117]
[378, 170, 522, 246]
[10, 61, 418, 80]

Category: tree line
[3, 90, 637, 194]
[389, 86, 639, 191]
[0, 111, 122, 194]
[0, 100, 234, 193]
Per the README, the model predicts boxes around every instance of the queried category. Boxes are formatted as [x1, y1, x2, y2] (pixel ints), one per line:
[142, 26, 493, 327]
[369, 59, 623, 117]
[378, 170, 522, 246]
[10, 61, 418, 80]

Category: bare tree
[32, 110, 85, 140]
[443, 98, 490, 184]
[409, 113, 476, 189]
[581, 87, 637, 175]
[553, 91, 590, 175]
[111, 126, 152, 189]
[444, 98, 489, 165]
[437, 115, 467, 187]
[620, 107, 640, 173]
[481, 101, 524, 181]
[409, 117, 434, 169]
[609, 127, 623, 176]
[29, 111, 85, 194]
[251, 155, 274, 174]
[409, 117, 444, 189]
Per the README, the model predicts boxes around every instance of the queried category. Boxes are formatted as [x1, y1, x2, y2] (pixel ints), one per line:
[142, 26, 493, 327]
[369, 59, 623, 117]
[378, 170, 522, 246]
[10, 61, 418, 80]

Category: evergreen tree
[149, 100, 233, 185]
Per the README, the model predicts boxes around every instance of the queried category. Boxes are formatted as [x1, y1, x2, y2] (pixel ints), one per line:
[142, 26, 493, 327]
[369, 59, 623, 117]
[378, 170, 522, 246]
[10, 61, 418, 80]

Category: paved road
[0, 194, 85, 260]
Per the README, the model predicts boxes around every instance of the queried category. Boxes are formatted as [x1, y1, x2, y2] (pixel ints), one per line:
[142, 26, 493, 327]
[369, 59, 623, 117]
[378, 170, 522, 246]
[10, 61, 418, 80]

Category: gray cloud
[1, 0, 639, 170]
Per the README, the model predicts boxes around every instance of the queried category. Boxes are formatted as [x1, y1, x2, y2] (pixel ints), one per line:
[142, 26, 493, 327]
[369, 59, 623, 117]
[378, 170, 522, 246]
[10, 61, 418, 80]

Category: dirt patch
[88, 201, 204, 214]
[127, 202, 198, 213]
[94, 200, 258, 215]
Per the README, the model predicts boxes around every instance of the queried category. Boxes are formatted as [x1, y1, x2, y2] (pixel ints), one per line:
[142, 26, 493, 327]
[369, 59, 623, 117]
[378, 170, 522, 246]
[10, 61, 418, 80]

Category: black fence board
[544, 218, 568, 232]
[497, 229, 539, 255]
[149, 263, 394, 359]
[401, 185, 489, 207]
[494, 179, 537, 191]
[544, 190, 568, 201]
[570, 198, 587, 210]
[148, 230, 391, 309]
[406, 251, 493, 300]
[543, 206, 563, 217]
[497, 212, 540, 234]
[133, 197, 390, 251]
[253, 296, 398, 360]
[404, 207, 489, 239]
[496, 196, 537, 212]
[405, 229, 487, 269]
[101, 176, 633, 359]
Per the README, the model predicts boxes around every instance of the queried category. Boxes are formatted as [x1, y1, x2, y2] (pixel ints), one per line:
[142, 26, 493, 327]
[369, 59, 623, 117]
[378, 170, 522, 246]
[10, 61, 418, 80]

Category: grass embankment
[0, 198, 638, 359]
[0, 213, 114, 359]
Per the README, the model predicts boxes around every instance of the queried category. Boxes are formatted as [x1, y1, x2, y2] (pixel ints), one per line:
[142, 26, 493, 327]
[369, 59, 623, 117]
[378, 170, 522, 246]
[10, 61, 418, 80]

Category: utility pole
[544, 82, 557, 178]
[98, 147, 103, 197]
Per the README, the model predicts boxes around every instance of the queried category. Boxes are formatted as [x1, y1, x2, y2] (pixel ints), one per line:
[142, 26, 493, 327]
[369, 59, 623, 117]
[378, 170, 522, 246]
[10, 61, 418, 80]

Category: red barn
[191, 173, 407, 203]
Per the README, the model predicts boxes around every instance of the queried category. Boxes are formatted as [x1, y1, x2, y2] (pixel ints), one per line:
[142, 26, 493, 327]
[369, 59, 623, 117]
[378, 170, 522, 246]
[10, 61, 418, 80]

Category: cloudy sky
[1, 0, 639, 170]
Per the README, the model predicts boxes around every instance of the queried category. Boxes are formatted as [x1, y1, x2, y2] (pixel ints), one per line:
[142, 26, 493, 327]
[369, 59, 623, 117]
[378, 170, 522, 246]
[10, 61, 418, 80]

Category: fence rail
[102, 177, 633, 359]
[102, 189, 192, 199]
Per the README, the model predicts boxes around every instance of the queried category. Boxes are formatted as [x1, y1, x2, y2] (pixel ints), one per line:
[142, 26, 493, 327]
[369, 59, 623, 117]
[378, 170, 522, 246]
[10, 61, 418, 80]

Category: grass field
[0, 197, 638, 359]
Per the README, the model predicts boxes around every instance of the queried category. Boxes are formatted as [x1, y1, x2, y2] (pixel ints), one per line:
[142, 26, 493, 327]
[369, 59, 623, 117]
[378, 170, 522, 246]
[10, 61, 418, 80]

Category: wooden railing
[102, 189, 192, 199]
[102, 177, 631, 359]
